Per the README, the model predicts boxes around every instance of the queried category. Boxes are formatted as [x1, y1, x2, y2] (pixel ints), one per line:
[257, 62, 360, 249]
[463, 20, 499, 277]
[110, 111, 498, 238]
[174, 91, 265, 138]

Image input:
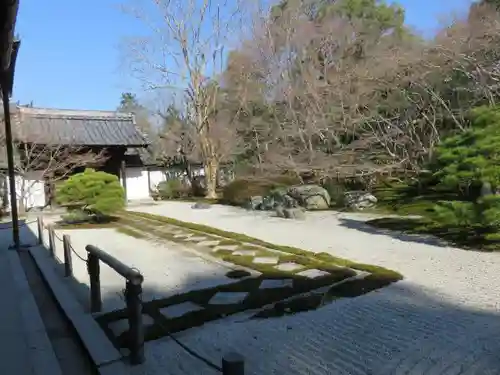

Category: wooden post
[121, 159, 128, 205]
[125, 280, 145, 365]
[37, 216, 44, 245]
[48, 226, 55, 257]
[87, 253, 102, 313]
[222, 353, 245, 375]
[62, 234, 73, 277]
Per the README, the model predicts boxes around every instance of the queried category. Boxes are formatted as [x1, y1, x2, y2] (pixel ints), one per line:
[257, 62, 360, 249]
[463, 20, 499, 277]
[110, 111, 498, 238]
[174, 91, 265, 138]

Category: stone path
[124, 201, 500, 375]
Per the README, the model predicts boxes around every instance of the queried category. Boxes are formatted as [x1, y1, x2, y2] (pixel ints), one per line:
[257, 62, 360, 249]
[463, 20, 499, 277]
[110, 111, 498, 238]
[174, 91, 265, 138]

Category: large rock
[245, 196, 263, 210]
[192, 202, 211, 209]
[264, 188, 299, 209]
[287, 185, 331, 210]
[344, 191, 377, 210]
[283, 207, 306, 220]
[260, 195, 276, 211]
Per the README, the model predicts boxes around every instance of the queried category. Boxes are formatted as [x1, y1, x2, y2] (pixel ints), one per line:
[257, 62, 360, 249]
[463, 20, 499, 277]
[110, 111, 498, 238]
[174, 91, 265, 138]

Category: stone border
[7, 249, 63, 375]
[28, 245, 131, 375]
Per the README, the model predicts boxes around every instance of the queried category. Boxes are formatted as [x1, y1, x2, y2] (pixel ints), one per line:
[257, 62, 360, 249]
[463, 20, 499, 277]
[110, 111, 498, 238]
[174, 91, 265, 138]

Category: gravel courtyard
[32, 219, 235, 313]
[124, 201, 500, 375]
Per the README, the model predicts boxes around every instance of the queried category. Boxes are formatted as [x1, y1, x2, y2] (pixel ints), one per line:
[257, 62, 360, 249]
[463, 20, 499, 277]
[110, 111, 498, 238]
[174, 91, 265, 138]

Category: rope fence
[34, 216, 245, 373]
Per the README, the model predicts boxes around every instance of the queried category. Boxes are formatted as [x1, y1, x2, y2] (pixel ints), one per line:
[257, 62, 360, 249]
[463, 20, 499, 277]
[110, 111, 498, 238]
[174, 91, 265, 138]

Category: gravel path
[30, 220, 234, 313]
[126, 202, 500, 375]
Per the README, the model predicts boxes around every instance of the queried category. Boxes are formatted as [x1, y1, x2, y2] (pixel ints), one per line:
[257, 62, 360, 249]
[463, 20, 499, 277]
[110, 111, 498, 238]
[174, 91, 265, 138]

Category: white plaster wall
[148, 170, 167, 190]
[123, 167, 150, 201]
[3, 172, 46, 211]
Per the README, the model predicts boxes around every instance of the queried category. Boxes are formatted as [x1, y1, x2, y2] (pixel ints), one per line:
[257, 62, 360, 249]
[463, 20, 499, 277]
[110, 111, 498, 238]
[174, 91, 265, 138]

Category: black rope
[53, 231, 64, 242]
[69, 243, 87, 262]
[153, 319, 222, 372]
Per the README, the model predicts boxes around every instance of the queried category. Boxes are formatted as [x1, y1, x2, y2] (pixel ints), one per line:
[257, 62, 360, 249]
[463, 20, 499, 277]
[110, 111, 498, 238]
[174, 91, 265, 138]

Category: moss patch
[367, 216, 500, 251]
[115, 226, 147, 239]
[96, 268, 355, 347]
[96, 211, 403, 352]
[125, 211, 402, 278]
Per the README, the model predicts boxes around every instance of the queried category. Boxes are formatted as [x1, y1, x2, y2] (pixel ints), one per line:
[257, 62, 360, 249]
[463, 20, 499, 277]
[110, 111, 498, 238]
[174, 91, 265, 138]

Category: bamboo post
[48, 226, 55, 257]
[125, 280, 145, 365]
[222, 353, 245, 375]
[37, 216, 44, 245]
[62, 234, 73, 277]
[87, 253, 102, 313]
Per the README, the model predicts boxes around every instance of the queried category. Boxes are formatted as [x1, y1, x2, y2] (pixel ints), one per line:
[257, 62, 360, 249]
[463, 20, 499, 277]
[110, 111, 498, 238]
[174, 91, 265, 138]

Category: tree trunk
[204, 156, 218, 199]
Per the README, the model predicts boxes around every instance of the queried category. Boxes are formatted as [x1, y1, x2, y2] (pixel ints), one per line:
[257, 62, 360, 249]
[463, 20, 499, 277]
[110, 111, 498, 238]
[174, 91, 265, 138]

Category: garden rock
[275, 205, 285, 218]
[283, 208, 306, 220]
[344, 191, 378, 210]
[192, 202, 211, 209]
[245, 196, 263, 210]
[261, 195, 276, 211]
[263, 189, 299, 210]
[287, 185, 331, 210]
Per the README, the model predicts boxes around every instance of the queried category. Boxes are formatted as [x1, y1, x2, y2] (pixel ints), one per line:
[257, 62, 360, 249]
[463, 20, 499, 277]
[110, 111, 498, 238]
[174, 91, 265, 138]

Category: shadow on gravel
[15, 224, 500, 375]
[338, 217, 448, 247]
[92, 276, 500, 375]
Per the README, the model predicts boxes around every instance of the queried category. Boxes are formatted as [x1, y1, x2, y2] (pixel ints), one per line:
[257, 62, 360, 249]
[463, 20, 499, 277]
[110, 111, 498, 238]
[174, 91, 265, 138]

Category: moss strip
[125, 211, 402, 279]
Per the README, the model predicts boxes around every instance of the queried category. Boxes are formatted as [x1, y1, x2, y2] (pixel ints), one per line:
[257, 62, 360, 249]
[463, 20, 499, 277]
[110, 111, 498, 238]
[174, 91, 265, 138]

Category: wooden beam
[120, 159, 127, 204]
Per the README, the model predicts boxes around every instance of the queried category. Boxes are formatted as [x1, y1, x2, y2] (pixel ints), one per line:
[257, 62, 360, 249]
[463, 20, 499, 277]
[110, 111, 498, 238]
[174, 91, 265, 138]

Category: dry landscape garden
[10, 0, 500, 373]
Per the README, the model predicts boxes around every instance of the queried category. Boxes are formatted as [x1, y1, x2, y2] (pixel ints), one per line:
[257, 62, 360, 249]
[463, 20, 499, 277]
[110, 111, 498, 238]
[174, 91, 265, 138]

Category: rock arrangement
[244, 184, 378, 219]
[344, 191, 378, 210]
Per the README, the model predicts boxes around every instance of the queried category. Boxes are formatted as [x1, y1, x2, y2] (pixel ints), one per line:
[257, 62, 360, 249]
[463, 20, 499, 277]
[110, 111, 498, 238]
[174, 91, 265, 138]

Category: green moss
[125, 211, 402, 278]
[115, 226, 147, 239]
[97, 267, 357, 347]
[96, 212, 404, 349]
[367, 216, 500, 252]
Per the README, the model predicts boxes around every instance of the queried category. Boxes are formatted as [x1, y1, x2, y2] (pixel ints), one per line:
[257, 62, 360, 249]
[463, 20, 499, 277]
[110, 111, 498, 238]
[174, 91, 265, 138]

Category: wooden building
[0, 105, 166, 211]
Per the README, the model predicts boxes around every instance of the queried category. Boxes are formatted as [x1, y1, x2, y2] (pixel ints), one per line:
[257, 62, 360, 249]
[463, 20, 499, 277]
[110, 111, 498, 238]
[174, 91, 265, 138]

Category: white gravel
[126, 201, 500, 375]
[33, 221, 234, 313]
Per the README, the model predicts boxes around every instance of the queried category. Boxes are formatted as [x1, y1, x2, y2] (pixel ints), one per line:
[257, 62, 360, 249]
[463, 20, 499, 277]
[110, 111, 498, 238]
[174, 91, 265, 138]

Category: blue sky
[12, 0, 475, 111]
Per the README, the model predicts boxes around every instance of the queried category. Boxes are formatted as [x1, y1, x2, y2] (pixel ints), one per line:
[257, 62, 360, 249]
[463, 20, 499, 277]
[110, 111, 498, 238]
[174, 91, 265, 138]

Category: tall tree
[117, 92, 152, 135]
[122, 0, 249, 198]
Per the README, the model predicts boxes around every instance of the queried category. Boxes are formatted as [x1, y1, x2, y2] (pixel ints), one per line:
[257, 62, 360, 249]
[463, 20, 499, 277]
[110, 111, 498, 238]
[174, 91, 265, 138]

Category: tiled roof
[124, 147, 158, 166]
[14, 107, 150, 146]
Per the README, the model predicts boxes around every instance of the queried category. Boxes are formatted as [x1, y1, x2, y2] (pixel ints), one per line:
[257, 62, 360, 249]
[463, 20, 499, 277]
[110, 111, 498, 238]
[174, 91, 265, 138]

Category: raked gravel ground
[28, 217, 234, 314]
[122, 201, 500, 375]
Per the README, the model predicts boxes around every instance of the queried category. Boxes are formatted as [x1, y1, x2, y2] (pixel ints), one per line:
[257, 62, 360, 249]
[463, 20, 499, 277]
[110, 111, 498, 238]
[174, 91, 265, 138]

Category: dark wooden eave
[0, 0, 20, 96]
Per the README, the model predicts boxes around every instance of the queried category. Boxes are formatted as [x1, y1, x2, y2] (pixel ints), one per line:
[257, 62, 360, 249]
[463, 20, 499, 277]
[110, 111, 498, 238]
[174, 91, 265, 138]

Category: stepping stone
[274, 262, 303, 272]
[232, 250, 258, 256]
[259, 279, 293, 289]
[196, 240, 221, 247]
[108, 315, 154, 336]
[184, 236, 209, 242]
[212, 245, 239, 252]
[171, 230, 186, 235]
[297, 269, 330, 279]
[160, 302, 203, 319]
[253, 257, 279, 265]
[208, 292, 248, 305]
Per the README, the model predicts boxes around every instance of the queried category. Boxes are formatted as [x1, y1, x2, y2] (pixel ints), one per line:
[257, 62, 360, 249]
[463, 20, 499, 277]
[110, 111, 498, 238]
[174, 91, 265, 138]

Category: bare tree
[15, 142, 108, 211]
[0, 122, 107, 211]
[122, 0, 252, 197]
[227, 2, 500, 184]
